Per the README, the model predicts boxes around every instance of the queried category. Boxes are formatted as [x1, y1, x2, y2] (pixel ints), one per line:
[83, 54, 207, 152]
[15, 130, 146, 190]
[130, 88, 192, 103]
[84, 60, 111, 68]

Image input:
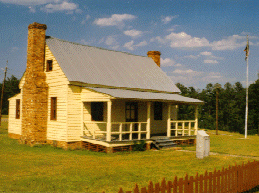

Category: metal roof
[86, 87, 203, 104]
[46, 36, 180, 93]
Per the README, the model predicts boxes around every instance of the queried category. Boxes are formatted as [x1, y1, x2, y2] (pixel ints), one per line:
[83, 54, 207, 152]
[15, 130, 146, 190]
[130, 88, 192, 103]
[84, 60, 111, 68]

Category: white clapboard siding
[45, 46, 69, 141]
[8, 93, 22, 135]
[66, 85, 82, 141]
[67, 87, 112, 141]
[81, 88, 111, 101]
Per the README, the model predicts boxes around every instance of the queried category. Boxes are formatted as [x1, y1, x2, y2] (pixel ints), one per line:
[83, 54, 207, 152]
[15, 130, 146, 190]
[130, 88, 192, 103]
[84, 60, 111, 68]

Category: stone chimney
[21, 22, 48, 145]
[147, 51, 161, 67]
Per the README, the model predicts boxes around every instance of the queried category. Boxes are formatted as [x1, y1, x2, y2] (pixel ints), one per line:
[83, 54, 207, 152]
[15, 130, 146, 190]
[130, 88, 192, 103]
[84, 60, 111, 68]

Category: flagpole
[245, 55, 248, 139]
[244, 35, 249, 139]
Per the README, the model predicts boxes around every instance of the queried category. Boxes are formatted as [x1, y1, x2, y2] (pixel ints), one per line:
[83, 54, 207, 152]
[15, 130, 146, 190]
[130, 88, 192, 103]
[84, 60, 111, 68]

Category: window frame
[154, 102, 163, 121]
[51, 97, 57, 120]
[15, 99, 20, 119]
[46, 60, 53, 72]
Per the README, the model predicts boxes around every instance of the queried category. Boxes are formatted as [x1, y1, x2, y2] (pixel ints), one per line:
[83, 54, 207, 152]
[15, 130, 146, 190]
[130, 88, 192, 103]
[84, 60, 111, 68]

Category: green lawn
[0, 123, 257, 193]
[184, 129, 259, 157]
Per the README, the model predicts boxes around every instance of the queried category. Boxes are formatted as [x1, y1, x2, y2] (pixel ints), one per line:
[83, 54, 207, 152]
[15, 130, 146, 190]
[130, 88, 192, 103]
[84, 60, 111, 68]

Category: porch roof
[86, 87, 203, 104]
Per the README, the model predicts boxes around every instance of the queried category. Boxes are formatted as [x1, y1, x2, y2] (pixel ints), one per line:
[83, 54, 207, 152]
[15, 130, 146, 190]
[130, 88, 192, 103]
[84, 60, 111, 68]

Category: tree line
[176, 78, 259, 135]
[1, 75, 259, 135]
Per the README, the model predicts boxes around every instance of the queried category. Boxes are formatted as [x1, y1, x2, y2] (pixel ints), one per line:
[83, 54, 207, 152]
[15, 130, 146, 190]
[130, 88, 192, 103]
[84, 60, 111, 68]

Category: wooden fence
[114, 160, 259, 193]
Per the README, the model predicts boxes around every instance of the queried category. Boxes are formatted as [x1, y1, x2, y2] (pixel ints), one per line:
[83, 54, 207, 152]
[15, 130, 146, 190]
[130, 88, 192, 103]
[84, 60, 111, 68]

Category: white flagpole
[244, 35, 249, 139]
[245, 55, 248, 139]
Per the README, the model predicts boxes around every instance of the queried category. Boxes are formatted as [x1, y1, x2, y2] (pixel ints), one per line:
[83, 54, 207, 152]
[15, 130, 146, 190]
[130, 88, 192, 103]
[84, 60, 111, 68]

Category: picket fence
[110, 160, 259, 193]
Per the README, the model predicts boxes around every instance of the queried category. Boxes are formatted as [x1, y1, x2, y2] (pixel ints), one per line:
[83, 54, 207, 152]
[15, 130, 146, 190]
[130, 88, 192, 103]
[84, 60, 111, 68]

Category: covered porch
[80, 87, 203, 149]
[81, 99, 201, 143]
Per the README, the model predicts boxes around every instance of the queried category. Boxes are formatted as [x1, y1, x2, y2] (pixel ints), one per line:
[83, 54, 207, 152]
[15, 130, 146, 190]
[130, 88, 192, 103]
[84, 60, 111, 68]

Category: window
[51, 97, 57, 120]
[46, 60, 53, 72]
[154, 102, 163, 120]
[125, 102, 138, 122]
[91, 102, 104, 121]
[16, 99, 20, 119]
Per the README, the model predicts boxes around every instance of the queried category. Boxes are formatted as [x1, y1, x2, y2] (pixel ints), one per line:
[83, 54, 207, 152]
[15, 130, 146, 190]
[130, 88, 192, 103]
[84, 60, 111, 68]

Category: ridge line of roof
[45, 36, 150, 58]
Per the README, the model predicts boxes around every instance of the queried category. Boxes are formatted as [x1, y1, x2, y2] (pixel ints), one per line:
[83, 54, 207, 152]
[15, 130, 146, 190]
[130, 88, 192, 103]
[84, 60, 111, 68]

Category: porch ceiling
[85, 87, 203, 104]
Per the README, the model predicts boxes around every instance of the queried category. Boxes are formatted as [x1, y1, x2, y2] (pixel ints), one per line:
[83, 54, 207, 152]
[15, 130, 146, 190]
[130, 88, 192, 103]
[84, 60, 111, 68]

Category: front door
[125, 102, 138, 139]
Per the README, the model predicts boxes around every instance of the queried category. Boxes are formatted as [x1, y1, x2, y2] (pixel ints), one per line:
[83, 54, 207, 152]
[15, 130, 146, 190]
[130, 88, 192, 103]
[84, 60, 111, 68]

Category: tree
[0, 75, 20, 114]
[248, 79, 259, 134]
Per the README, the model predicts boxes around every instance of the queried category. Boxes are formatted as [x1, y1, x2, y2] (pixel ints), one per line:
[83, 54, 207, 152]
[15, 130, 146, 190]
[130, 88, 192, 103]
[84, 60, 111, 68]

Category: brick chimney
[147, 51, 161, 67]
[21, 22, 48, 145]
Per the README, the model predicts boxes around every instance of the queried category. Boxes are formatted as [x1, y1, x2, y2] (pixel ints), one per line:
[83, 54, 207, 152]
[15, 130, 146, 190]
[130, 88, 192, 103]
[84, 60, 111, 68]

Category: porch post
[81, 102, 84, 136]
[146, 102, 151, 139]
[106, 101, 112, 141]
[167, 103, 171, 137]
[195, 105, 198, 135]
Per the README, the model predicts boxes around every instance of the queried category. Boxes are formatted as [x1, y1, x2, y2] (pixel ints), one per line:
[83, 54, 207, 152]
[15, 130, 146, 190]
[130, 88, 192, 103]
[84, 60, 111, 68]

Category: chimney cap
[147, 51, 161, 56]
[28, 22, 47, 30]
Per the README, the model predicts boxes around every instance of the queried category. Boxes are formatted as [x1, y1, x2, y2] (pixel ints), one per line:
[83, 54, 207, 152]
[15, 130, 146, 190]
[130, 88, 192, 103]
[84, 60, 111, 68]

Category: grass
[183, 129, 259, 157]
[0, 123, 257, 193]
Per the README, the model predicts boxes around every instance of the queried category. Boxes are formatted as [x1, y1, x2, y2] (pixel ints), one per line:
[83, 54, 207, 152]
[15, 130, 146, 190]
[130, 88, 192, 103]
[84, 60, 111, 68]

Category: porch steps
[151, 136, 176, 149]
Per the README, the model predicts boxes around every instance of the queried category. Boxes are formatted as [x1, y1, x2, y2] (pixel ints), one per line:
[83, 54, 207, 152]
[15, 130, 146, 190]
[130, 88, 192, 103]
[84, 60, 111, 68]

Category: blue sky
[1, 0, 259, 89]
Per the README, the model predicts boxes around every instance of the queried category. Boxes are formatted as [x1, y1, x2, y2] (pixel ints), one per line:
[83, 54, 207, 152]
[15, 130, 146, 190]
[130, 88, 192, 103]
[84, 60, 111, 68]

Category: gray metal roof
[86, 87, 203, 104]
[46, 36, 180, 93]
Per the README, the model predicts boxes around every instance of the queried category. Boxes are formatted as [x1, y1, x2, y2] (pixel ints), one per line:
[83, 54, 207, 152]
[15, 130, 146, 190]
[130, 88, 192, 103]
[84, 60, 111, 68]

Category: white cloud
[166, 32, 210, 48]
[201, 72, 223, 82]
[199, 51, 224, 60]
[161, 58, 176, 67]
[172, 69, 204, 76]
[104, 36, 120, 50]
[162, 15, 178, 24]
[166, 25, 180, 32]
[204, 60, 218, 64]
[123, 40, 147, 50]
[151, 32, 259, 51]
[43, 1, 78, 13]
[169, 69, 230, 87]
[81, 39, 95, 45]
[123, 30, 142, 37]
[200, 51, 212, 56]
[184, 55, 199, 59]
[81, 14, 90, 25]
[94, 14, 136, 27]
[150, 36, 168, 44]
[136, 41, 147, 47]
[105, 36, 117, 46]
[211, 35, 246, 50]
[123, 40, 134, 50]
[29, 6, 36, 12]
[2, 0, 81, 13]
[0, 0, 60, 5]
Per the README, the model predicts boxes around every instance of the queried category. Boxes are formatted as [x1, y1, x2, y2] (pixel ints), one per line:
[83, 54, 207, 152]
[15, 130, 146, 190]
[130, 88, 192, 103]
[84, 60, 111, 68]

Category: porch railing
[83, 121, 148, 141]
[111, 122, 147, 141]
[168, 120, 197, 137]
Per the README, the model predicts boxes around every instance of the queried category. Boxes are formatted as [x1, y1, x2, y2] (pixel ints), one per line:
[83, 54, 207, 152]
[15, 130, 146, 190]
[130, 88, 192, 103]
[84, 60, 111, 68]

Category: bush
[132, 140, 146, 151]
